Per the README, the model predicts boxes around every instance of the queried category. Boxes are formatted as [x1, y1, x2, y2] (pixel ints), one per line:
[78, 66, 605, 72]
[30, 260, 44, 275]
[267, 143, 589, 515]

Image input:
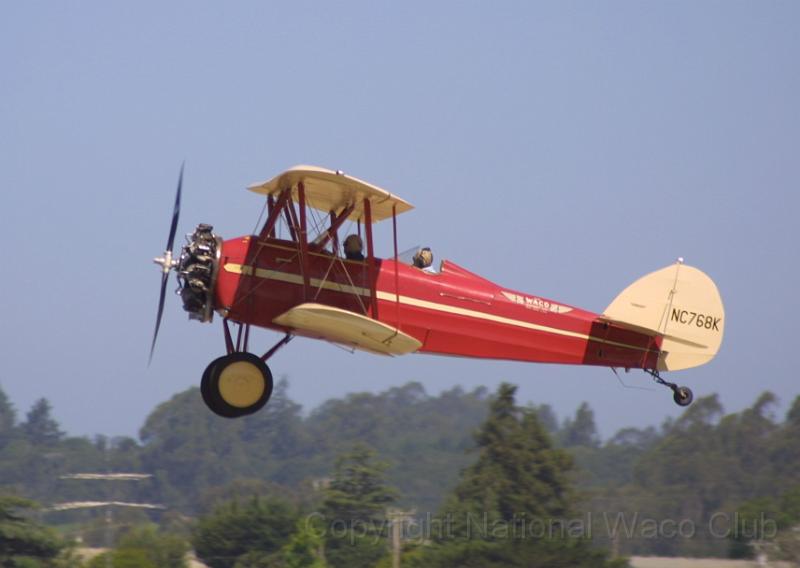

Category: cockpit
[396, 245, 441, 274]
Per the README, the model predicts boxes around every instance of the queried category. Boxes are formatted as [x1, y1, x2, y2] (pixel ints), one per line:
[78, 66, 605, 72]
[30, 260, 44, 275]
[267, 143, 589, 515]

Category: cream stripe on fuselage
[224, 263, 656, 354]
[226, 263, 371, 296]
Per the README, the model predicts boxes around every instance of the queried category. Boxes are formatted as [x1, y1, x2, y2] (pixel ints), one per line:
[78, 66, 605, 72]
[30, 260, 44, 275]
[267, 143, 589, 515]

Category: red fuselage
[215, 236, 661, 369]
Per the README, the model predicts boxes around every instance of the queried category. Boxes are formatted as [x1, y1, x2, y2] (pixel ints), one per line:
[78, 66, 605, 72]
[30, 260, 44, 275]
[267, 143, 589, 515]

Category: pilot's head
[413, 247, 433, 269]
[344, 234, 364, 259]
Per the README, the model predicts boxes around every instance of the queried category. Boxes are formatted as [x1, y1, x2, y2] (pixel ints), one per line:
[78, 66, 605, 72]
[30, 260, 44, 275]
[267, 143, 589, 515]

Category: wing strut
[364, 199, 378, 318]
[392, 204, 401, 328]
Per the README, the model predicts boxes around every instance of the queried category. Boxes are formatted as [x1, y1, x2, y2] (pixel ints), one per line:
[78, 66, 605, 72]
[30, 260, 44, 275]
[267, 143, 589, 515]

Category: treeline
[1, 380, 799, 562]
[580, 392, 800, 558]
[1, 382, 622, 568]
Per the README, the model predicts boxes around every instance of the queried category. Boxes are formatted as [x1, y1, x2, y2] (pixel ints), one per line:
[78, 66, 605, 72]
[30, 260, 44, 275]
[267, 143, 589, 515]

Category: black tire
[673, 386, 694, 407]
[203, 352, 273, 418]
[200, 356, 228, 413]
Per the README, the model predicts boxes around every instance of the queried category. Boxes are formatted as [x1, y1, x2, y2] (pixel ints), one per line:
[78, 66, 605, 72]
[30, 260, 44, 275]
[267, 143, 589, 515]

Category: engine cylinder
[177, 224, 221, 322]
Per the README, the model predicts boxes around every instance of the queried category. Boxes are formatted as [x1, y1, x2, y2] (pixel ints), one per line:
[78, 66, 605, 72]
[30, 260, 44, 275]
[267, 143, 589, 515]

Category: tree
[0, 495, 64, 566]
[133, 380, 491, 515]
[88, 549, 157, 568]
[560, 402, 600, 448]
[608, 426, 658, 450]
[304, 383, 489, 514]
[192, 496, 297, 568]
[0, 385, 16, 444]
[21, 399, 63, 447]
[279, 519, 326, 568]
[532, 403, 558, 435]
[322, 444, 396, 568]
[571, 426, 659, 492]
[789, 395, 800, 422]
[412, 383, 624, 567]
[0, 386, 25, 490]
[769, 395, 800, 490]
[116, 524, 188, 568]
[139, 388, 252, 513]
[230, 551, 276, 567]
[727, 485, 800, 560]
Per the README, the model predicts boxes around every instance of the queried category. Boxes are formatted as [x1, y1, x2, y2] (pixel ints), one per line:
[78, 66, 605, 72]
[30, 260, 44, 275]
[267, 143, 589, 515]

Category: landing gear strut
[200, 330, 293, 418]
[646, 370, 694, 407]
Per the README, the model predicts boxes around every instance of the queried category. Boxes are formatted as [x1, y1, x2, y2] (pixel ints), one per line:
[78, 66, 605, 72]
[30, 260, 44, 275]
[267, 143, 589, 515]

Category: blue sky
[1, 2, 798, 439]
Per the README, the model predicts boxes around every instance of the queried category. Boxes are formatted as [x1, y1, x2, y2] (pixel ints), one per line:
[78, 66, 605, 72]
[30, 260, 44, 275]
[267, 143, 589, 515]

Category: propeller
[149, 163, 184, 364]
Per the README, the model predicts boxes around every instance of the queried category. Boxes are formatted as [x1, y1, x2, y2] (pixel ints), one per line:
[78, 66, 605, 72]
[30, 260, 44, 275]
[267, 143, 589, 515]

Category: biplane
[152, 165, 725, 418]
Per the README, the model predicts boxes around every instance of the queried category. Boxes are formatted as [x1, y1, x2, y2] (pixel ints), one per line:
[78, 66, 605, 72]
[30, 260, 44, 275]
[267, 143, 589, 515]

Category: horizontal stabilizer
[604, 261, 725, 371]
[596, 317, 710, 349]
[273, 303, 422, 356]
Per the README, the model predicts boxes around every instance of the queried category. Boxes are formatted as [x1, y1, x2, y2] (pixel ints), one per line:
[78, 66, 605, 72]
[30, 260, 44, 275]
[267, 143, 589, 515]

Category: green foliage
[197, 479, 296, 517]
[406, 538, 628, 568]
[0, 386, 17, 443]
[49, 545, 85, 568]
[304, 383, 488, 513]
[139, 388, 254, 513]
[586, 391, 800, 558]
[192, 496, 297, 568]
[532, 403, 559, 434]
[5, 381, 800, 562]
[88, 548, 156, 568]
[729, 485, 800, 559]
[116, 524, 188, 568]
[321, 445, 395, 568]
[323, 533, 385, 568]
[323, 445, 396, 524]
[0, 388, 115, 508]
[769, 395, 800, 489]
[135, 381, 488, 515]
[414, 383, 621, 567]
[76, 507, 151, 549]
[22, 399, 63, 447]
[231, 550, 279, 567]
[0, 495, 64, 566]
[560, 402, 600, 448]
[277, 519, 326, 568]
[570, 426, 659, 490]
[445, 384, 574, 528]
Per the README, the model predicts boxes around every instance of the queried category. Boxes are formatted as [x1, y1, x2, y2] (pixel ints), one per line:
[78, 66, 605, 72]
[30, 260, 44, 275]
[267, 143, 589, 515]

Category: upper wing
[273, 303, 422, 355]
[248, 165, 413, 223]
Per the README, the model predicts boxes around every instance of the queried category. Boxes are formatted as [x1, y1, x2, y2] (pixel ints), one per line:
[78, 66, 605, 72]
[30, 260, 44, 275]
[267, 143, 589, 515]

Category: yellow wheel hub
[217, 361, 266, 408]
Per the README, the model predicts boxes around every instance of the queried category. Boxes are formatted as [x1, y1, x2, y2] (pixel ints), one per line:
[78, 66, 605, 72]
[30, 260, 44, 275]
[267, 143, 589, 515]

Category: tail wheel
[201, 353, 273, 418]
[673, 386, 694, 407]
[646, 370, 694, 408]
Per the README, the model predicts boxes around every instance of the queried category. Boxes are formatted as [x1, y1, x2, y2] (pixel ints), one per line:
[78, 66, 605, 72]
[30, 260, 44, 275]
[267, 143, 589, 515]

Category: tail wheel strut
[646, 369, 694, 407]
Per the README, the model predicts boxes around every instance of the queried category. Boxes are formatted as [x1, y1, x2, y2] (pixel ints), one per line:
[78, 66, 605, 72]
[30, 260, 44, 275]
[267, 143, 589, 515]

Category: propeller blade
[149, 272, 170, 365]
[166, 163, 183, 253]
[150, 163, 184, 365]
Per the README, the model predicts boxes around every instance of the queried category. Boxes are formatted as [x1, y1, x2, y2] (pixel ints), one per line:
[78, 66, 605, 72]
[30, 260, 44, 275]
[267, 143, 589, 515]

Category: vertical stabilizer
[603, 261, 724, 371]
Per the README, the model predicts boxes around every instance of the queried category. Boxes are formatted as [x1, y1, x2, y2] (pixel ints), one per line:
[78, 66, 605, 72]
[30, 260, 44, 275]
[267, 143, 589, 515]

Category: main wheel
[673, 386, 694, 407]
[200, 353, 273, 418]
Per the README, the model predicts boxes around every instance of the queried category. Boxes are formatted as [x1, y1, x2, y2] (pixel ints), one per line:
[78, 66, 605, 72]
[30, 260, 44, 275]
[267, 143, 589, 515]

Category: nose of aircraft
[176, 224, 222, 323]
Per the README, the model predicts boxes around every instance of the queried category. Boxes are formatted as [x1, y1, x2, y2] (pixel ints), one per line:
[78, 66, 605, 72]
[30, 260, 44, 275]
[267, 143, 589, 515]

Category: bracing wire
[251, 198, 268, 235]
[610, 367, 654, 391]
